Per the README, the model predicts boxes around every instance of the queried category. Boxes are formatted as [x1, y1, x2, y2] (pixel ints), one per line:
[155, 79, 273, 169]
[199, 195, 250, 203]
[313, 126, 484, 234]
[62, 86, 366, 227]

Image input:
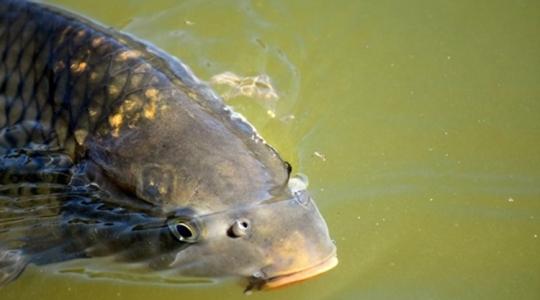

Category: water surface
[2, 0, 540, 299]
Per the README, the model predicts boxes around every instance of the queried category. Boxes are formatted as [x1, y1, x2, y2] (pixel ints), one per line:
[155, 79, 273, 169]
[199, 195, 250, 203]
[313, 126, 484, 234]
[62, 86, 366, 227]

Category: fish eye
[168, 220, 199, 243]
[227, 219, 250, 238]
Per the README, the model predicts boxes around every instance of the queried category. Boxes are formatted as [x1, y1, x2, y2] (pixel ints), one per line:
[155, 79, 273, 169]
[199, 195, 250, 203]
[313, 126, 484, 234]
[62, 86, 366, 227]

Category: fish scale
[0, 1, 168, 155]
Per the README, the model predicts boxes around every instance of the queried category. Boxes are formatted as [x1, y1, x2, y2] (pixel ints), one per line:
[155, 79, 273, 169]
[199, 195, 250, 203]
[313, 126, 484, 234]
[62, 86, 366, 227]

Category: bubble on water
[288, 173, 309, 193]
[266, 110, 276, 118]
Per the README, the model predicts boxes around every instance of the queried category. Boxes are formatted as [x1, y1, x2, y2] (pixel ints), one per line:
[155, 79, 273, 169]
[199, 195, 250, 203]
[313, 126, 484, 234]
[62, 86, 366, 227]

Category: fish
[0, 0, 337, 291]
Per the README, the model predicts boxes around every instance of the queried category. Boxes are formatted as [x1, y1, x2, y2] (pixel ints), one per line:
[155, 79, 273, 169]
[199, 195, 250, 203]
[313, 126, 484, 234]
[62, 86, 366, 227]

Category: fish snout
[254, 229, 338, 290]
[248, 189, 338, 290]
[247, 249, 338, 291]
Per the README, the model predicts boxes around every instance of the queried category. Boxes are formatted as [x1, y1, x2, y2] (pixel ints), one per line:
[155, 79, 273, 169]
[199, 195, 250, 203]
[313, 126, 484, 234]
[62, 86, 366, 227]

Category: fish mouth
[262, 253, 338, 289]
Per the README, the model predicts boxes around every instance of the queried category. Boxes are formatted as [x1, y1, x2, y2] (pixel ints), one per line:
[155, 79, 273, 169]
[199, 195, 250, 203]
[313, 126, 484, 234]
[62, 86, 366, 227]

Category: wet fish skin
[0, 151, 183, 269]
[0, 0, 290, 212]
[0, 0, 337, 290]
[0, 0, 289, 275]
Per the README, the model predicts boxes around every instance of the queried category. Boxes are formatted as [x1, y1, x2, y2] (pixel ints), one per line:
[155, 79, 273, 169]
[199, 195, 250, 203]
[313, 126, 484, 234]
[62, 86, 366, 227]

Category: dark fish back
[1, 1, 99, 153]
[0, 0, 271, 156]
[0, 0, 183, 155]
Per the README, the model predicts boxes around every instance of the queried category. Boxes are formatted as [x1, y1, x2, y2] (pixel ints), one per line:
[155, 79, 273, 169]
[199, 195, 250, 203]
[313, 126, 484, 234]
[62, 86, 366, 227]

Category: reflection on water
[2, 0, 540, 299]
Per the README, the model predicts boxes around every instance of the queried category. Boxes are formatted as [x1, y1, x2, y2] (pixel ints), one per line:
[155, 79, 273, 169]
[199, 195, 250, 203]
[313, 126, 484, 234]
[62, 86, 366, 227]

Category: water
[2, 0, 540, 299]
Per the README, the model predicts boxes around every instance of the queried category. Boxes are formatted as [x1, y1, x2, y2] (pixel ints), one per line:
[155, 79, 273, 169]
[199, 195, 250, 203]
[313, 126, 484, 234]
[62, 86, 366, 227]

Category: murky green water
[3, 0, 540, 299]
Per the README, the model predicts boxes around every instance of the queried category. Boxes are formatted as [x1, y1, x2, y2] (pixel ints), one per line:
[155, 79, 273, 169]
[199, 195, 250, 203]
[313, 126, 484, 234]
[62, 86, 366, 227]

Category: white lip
[263, 254, 339, 289]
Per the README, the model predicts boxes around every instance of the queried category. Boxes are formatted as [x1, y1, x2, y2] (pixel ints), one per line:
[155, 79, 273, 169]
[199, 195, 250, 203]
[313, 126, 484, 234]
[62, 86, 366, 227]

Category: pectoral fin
[0, 248, 28, 287]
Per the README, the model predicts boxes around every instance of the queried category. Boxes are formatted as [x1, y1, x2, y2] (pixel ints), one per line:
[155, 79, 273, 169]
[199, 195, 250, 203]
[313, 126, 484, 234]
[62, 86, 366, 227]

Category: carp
[0, 0, 337, 291]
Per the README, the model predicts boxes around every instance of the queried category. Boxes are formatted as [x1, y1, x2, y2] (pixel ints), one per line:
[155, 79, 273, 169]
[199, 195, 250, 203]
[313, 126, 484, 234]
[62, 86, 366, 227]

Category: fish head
[88, 93, 290, 211]
[168, 188, 338, 290]
[84, 90, 337, 288]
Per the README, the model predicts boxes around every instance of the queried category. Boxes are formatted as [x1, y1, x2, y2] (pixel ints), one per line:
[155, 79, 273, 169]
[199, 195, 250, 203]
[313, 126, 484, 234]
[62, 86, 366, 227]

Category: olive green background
[3, 0, 540, 299]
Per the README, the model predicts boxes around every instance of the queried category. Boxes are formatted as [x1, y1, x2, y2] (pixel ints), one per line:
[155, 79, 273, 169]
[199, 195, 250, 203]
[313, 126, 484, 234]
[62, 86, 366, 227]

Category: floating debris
[313, 151, 327, 162]
[210, 71, 279, 102]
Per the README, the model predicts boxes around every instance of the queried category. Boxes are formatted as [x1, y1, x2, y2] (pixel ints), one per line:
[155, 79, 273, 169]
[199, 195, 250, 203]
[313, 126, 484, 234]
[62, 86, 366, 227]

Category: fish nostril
[227, 219, 250, 238]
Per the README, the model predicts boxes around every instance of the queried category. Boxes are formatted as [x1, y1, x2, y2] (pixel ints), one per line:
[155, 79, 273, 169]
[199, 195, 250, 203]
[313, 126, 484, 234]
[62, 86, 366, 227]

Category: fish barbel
[0, 0, 337, 291]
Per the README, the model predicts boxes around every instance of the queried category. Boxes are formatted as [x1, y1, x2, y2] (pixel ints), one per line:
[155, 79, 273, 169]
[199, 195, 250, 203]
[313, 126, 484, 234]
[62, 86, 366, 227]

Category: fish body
[0, 0, 337, 291]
